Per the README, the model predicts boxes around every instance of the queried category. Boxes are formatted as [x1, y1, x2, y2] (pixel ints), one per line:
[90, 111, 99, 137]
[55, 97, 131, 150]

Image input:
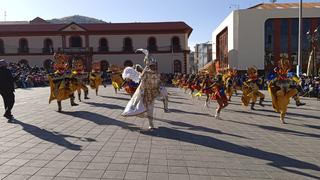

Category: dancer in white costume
[122, 49, 168, 130]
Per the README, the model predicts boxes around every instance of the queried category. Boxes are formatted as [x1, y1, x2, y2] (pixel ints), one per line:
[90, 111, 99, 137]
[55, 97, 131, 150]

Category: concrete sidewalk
[0, 86, 319, 180]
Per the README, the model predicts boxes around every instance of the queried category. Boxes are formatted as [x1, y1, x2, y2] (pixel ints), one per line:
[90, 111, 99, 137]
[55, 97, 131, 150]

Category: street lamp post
[297, 0, 302, 76]
[306, 27, 320, 77]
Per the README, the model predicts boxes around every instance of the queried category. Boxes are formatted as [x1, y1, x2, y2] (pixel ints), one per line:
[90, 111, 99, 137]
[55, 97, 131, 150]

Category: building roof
[248, 2, 320, 10]
[0, 21, 193, 36]
[30, 17, 49, 24]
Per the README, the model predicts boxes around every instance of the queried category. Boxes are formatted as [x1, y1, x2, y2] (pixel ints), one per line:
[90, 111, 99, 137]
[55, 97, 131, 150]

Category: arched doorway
[43, 38, 53, 53]
[124, 60, 133, 67]
[43, 59, 54, 72]
[70, 36, 82, 47]
[100, 60, 110, 71]
[174, 60, 182, 73]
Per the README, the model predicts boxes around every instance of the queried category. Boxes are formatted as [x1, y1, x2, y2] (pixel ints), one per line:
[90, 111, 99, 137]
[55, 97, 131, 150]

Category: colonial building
[212, 2, 320, 74]
[0, 17, 192, 73]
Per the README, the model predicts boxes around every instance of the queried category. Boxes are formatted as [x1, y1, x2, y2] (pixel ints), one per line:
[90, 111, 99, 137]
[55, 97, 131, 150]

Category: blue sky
[0, 0, 316, 49]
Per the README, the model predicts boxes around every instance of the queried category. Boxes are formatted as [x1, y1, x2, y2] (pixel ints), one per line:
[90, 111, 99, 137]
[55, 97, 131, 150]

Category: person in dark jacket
[0, 59, 15, 122]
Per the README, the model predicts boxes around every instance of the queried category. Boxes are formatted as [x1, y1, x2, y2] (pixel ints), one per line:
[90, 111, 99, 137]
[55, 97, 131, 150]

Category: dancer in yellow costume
[72, 57, 89, 102]
[290, 75, 306, 106]
[173, 73, 183, 88]
[89, 62, 103, 96]
[48, 53, 78, 112]
[241, 67, 265, 110]
[110, 65, 124, 94]
[171, 74, 180, 87]
[268, 58, 299, 124]
[223, 68, 237, 101]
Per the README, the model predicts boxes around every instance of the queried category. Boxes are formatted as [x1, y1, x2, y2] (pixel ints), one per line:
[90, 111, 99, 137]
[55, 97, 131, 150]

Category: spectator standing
[0, 59, 16, 122]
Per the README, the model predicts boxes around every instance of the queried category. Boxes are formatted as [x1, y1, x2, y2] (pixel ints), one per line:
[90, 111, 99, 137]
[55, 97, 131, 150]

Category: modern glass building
[265, 18, 320, 73]
[212, 2, 320, 75]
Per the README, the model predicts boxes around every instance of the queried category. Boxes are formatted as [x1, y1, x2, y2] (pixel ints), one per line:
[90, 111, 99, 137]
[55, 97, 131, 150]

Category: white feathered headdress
[135, 48, 156, 66]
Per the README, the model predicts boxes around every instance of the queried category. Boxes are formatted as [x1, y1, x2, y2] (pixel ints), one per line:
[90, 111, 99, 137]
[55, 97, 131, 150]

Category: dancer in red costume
[211, 74, 228, 119]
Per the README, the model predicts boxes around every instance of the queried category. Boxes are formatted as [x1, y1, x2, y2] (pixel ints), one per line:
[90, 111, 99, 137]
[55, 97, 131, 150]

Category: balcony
[18, 47, 29, 54]
[98, 46, 109, 52]
[123, 46, 133, 52]
[58, 47, 92, 54]
[42, 48, 54, 54]
[171, 45, 181, 52]
[147, 45, 158, 52]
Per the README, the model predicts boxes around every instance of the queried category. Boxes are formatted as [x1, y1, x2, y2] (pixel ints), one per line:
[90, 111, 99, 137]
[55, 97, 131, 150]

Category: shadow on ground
[142, 127, 320, 179]
[84, 102, 124, 109]
[258, 109, 320, 120]
[169, 108, 208, 116]
[156, 118, 250, 139]
[100, 95, 130, 101]
[220, 118, 320, 139]
[12, 119, 90, 150]
[227, 109, 300, 120]
[61, 111, 141, 132]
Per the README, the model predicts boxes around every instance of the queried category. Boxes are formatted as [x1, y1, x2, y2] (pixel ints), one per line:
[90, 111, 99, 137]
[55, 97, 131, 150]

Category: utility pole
[4, 11, 6, 21]
[297, 0, 303, 76]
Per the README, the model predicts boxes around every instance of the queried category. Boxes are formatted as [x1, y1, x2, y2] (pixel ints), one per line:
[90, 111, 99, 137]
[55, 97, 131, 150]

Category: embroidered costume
[72, 56, 89, 102]
[110, 65, 124, 94]
[241, 67, 265, 110]
[89, 62, 103, 96]
[122, 49, 166, 130]
[48, 53, 78, 112]
[223, 68, 238, 101]
[122, 66, 140, 96]
[268, 58, 299, 123]
[211, 74, 228, 119]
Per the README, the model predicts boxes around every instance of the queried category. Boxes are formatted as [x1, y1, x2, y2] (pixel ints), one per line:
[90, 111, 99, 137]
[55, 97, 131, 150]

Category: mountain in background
[48, 15, 106, 24]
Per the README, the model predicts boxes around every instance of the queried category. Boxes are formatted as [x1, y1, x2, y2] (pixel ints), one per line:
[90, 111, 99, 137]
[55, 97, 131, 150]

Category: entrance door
[70, 36, 82, 48]
[174, 60, 182, 73]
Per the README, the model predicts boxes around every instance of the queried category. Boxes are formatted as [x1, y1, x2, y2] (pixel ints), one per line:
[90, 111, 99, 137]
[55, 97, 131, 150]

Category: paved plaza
[0, 86, 319, 180]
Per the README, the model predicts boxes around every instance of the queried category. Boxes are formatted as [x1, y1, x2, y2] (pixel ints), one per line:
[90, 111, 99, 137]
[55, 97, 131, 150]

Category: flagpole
[297, 0, 303, 76]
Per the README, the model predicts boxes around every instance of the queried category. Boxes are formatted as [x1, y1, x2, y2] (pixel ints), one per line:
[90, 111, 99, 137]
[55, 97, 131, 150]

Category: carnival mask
[72, 58, 84, 73]
[53, 53, 69, 72]
[247, 67, 258, 80]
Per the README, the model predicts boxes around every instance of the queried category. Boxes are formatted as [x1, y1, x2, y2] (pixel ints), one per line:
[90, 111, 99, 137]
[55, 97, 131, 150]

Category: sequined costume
[110, 65, 124, 94]
[72, 57, 89, 102]
[201, 75, 214, 107]
[89, 62, 103, 96]
[122, 66, 140, 96]
[241, 67, 265, 110]
[48, 53, 78, 112]
[223, 68, 238, 101]
[268, 58, 299, 123]
[122, 49, 163, 130]
[211, 74, 228, 119]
